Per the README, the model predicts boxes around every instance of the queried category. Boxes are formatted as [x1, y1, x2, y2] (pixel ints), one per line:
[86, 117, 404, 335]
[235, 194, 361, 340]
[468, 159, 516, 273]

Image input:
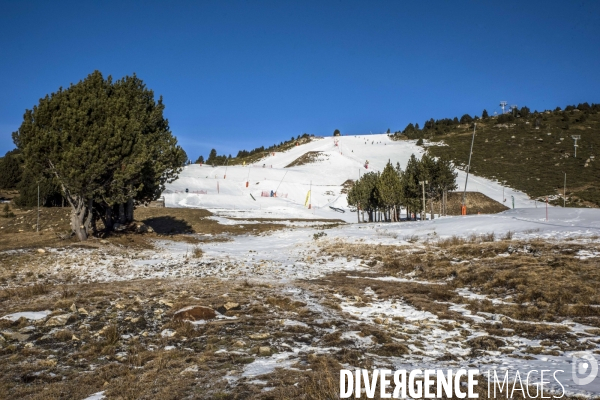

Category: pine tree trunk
[84, 198, 93, 234]
[119, 203, 126, 224]
[70, 198, 88, 241]
[91, 207, 98, 234]
[105, 207, 114, 231]
[443, 190, 446, 216]
[125, 198, 134, 222]
[430, 198, 434, 220]
[444, 190, 447, 216]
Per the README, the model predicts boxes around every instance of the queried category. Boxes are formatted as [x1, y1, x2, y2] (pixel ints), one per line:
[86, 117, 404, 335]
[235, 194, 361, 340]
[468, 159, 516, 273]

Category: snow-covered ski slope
[164, 134, 539, 222]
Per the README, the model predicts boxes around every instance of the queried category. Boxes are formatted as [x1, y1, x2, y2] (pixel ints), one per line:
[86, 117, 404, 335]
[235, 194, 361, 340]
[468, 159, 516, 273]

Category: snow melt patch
[337, 293, 437, 323]
[82, 392, 105, 400]
[1, 310, 51, 322]
[242, 352, 297, 378]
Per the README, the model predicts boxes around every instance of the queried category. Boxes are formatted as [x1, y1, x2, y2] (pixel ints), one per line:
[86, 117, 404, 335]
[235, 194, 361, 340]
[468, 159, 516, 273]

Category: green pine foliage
[12, 70, 187, 240]
[0, 149, 64, 206]
[1, 203, 15, 218]
[0, 149, 22, 189]
[14, 169, 63, 207]
[347, 153, 457, 221]
[206, 149, 230, 165]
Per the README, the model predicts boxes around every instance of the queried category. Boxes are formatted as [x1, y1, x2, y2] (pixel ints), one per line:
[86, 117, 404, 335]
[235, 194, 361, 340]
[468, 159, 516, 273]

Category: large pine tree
[12, 71, 187, 241]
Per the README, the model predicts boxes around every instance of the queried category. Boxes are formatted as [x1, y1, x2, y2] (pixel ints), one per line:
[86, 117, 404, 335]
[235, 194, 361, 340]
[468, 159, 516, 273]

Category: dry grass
[1, 216, 598, 399]
[383, 240, 600, 326]
[135, 207, 289, 238]
[433, 191, 510, 215]
[103, 324, 120, 345]
[284, 151, 325, 168]
[0, 283, 49, 299]
[54, 329, 74, 342]
[191, 246, 203, 258]
[0, 206, 296, 252]
[317, 239, 600, 327]
[266, 296, 307, 311]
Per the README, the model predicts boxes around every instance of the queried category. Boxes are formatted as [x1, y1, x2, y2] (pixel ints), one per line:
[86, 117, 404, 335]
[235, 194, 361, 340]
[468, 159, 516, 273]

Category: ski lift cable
[274, 170, 288, 194]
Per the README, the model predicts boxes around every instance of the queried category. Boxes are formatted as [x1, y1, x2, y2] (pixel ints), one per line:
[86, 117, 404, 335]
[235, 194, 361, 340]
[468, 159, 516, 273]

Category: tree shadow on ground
[142, 216, 194, 234]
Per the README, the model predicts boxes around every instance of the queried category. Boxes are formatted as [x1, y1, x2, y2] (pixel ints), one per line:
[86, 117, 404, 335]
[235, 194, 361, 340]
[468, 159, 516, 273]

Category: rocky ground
[1, 208, 599, 399]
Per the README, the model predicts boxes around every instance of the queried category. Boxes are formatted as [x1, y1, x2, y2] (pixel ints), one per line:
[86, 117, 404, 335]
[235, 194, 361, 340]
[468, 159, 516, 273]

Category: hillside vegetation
[195, 134, 316, 166]
[395, 104, 600, 207]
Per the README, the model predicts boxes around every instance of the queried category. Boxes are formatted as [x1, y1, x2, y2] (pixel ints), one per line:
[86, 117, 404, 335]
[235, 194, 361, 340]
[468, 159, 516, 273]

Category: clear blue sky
[1, 1, 599, 160]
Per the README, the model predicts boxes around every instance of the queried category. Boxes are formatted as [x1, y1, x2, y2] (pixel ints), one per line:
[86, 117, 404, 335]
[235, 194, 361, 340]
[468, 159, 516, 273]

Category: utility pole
[571, 135, 580, 158]
[358, 169, 361, 223]
[419, 180, 428, 221]
[563, 172, 566, 207]
[461, 123, 476, 215]
[37, 183, 40, 233]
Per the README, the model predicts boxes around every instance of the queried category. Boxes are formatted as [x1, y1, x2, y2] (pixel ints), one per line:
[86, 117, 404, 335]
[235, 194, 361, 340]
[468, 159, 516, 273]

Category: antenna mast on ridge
[500, 101, 507, 114]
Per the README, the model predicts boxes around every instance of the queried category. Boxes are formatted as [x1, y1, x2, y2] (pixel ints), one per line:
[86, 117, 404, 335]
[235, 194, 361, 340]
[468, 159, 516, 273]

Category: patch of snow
[1, 310, 51, 322]
[82, 392, 105, 400]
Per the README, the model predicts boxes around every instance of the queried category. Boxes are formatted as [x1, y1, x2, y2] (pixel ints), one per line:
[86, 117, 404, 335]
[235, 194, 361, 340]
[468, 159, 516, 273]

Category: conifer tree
[347, 172, 379, 222]
[0, 150, 22, 189]
[13, 71, 186, 241]
[376, 161, 402, 221]
[207, 149, 218, 164]
[401, 154, 422, 220]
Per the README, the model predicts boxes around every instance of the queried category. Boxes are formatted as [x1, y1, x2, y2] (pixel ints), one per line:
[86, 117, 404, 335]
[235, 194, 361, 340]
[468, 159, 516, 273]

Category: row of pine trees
[347, 154, 458, 222]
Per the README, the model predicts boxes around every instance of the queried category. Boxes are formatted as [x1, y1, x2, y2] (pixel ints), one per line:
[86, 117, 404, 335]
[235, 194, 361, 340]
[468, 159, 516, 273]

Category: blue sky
[1, 1, 599, 159]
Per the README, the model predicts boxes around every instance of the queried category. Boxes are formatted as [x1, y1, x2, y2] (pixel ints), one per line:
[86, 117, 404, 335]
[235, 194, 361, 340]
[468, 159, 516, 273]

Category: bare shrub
[437, 235, 466, 247]
[403, 234, 419, 243]
[55, 329, 74, 342]
[61, 285, 75, 298]
[104, 324, 119, 345]
[480, 232, 495, 242]
[266, 296, 306, 311]
[191, 247, 203, 258]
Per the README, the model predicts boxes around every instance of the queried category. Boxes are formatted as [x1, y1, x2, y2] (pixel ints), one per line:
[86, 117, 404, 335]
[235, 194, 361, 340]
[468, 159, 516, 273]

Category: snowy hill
[163, 134, 536, 221]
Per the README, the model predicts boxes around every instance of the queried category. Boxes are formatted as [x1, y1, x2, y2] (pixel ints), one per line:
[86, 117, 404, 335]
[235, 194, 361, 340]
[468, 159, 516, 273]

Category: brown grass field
[0, 204, 598, 399]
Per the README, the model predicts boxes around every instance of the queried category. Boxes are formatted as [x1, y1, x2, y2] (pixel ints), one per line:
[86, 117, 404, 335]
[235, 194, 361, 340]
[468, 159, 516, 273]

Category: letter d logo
[572, 352, 598, 386]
